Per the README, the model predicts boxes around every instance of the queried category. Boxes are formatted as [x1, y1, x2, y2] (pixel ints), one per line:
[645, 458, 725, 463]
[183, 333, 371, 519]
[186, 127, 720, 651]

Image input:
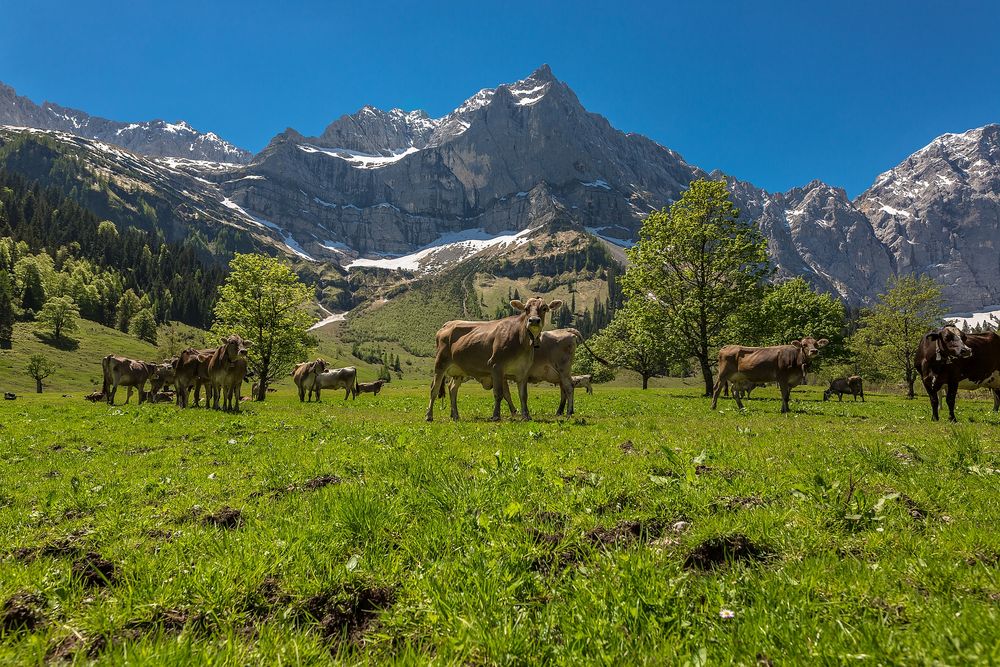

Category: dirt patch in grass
[12, 529, 89, 562]
[897, 494, 928, 521]
[586, 519, 670, 548]
[619, 440, 636, 454]
[250, 474, 343, 499]
[714, 495, 768, 511]
[47, 634, 89, 662]
[71, 552, 118, 587]
[684, 534, 771, 570]
[303, 475, 342, 490]
[300, 583, 396, 647]
[527, 527, 564, 546]
[966, 550, 1000, 567]
[1, 591, 47, 634]
[202, 507, 244, 529]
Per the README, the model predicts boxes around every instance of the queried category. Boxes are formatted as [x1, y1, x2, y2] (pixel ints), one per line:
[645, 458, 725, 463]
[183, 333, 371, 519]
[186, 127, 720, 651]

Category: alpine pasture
[2, 373, 999, 664]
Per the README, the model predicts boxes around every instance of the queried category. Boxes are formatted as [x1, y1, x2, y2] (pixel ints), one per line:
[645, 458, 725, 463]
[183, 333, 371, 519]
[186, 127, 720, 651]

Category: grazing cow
[311, 366, 358, 401]
[3, 392, 15, 400]
[571, 374, 593, 395]
[293, 359, 328, 402]
[915, 327, 1000, 421]
[102, 355, 158, 405]
[824, 376, 865, 402]
[356, 380, 386, 396]
[427, 297, 562, 422]
[84, 391, 105, 402]
[172, 348, 215, 408]
[206, 335, 251, 412]
[711, 337, 829, 413]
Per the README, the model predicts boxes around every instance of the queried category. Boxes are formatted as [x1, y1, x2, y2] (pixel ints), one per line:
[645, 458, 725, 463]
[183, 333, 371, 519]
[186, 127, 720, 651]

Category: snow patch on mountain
[346, 227, 535, 272]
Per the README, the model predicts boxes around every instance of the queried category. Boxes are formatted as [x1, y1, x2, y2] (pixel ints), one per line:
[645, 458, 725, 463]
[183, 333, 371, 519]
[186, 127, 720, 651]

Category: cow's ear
[817, 338, 829, 347]
[790, 340, 803, 348]
[510, 300, 525, 312]
[244, 341, 253, 348]
[548, 299, 563, 312]
[220, 337, 228, 345]
[926, 332, 940, 341]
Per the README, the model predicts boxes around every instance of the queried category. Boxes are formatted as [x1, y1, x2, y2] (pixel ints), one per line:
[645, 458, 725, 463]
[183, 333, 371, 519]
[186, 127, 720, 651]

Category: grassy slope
[1, 384, 998, 664]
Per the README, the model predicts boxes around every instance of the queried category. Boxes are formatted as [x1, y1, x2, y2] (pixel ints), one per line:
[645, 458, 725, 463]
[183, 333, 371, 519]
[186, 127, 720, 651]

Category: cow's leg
[838, 391, 843, 402]
[993, 389, 1000, 412]
[297, 382, 305, 402]
[448, 379, 462, 421]
[500, 381, 517, 415]
[426, 367, 448, 422]
[861, 388, 865, 403]
[945, 383, 959, 422]
[778, 380, 791, 413]
[315, 387, 321, 402]
[559, 378, 574, 416]
[710, 374, 729, 410]
[923, 377, 941, 421]
[125, 386, 133, 405]
[517, 379, 531, 421]
[344, 386, 350, 401]
[233, 385, 241, 413]
[488, 366, 505, 422]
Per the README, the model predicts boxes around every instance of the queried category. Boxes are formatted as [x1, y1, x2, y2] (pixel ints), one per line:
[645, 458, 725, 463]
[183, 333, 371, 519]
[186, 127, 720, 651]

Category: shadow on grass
[34, 332, 80, 351]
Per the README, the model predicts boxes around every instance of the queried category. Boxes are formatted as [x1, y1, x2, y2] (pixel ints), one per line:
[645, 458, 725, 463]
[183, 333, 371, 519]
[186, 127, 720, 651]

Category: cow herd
[89, 299, 1000, 424]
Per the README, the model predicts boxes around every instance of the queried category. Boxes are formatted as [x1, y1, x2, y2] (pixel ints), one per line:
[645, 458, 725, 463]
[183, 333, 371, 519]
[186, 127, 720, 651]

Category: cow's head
[927, 326, 972, 362]
[510, 297, 563, 346]
[220, 334, 251, 362]
[153, 361, 175, 381]
[312, 358, 327, 374]
[791, 337, 829, 359]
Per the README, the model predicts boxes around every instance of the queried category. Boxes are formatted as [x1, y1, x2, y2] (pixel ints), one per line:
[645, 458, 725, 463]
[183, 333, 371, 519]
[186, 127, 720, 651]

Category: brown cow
[293, 359, 328, 402]
[102, 355, 158, 405]
[309, 366, 358, 401]
[206, 335, 251, 412]
[915, 327, 1000, 422]
[427, 297, 562, 422]
[149, 360, 177, 396]
[356, 380, 386, 396]
[711, 337, 829, 413]
[172, 348, 215, 408]
[824, 376, 865, 402]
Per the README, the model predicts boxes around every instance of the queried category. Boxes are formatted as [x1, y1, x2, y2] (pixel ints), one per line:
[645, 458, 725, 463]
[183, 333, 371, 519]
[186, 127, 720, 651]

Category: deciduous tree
[26, 354, 54, 393]
[37, 295, 79, 341]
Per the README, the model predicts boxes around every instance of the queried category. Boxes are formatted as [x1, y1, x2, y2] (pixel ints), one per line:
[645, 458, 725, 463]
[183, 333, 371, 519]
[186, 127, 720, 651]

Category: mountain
[0, 81, 251, 164]
[856, 125, 1000, 309]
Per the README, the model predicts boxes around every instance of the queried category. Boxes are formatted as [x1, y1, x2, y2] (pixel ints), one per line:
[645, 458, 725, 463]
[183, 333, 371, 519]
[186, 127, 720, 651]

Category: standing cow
[824, 376, 865, 402]
[571, 375, 593, 395]
[356, 379, 386, 396]
[172, 348, 215, 408]
[293, 359, 328, 402]
[310, 366, 358, 401]
[206, 335, 251, 412]
[427, 297, 562, 422]
[102, 355, 158, 405]
[915, 327, 1000, 421]
[711, 338, 829, 413]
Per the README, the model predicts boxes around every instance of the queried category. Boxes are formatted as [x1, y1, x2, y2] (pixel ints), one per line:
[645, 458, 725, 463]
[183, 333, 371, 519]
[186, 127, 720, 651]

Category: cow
[726, 380, 765, 400]
[310, 366, 358, 401]
[149, 360, 177, 396]
[102, 355, 158, 405]
[711, 337, 829, 413]
[571, 374, 593, 395]
[293, 359, 328, 402]
[824, 376, 865, 402]
[356, 380, 386, 396]
[172, 348, 215, 408]
[84, 391, 105, 402]
[427, 297, 562, 422]
[915, 327, 1000, 421]
[206, 335, 251, 412]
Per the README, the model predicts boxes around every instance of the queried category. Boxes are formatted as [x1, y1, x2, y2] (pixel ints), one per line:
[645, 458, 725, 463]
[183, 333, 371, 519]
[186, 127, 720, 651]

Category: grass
[1, 382, 999, 664]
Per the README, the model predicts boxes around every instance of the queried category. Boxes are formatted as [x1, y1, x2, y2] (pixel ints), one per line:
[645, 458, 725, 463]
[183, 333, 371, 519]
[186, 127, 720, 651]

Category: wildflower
[719, 608, 735, 619]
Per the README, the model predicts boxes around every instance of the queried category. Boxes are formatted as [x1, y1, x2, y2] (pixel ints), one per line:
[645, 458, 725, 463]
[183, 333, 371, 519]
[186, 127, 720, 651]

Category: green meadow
[1, 380, 998, 664]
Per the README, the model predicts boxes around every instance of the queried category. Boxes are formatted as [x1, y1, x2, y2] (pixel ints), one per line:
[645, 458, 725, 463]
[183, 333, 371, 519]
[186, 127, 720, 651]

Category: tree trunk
[255, 361, 269, 402]
[642, 374, 649, 390]
[35, 378, 42, 394]
[698, 354, 713, 397]
[906, 371, 916, 399]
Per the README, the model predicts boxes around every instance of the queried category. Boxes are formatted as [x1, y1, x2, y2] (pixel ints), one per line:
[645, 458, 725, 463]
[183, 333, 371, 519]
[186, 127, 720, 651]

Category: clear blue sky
[2, 0, 998, 196]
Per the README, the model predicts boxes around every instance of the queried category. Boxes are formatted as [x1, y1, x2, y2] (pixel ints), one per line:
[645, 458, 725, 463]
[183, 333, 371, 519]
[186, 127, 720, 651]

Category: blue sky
[2, 0, 998, 196]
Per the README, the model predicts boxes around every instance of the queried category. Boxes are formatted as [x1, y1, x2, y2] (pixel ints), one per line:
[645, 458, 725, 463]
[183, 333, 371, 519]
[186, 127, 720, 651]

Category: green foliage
[591, 300, 677, 388]
[24, 353, 53, 392]
[571, 342, 615, 383]
[849, 275, 945, 395]
[0, 269, 13, 349]
[212, 253, 315, 400]
[128, 308, 158, 345]
[115, 289, 142, 332]
[622, 179, 771, 394]
[14, 256, 46, 316]
[36, 295, 79, 340]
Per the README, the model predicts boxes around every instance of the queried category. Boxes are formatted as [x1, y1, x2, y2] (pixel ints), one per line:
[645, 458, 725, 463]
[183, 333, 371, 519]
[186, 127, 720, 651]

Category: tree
[129, 308, 158, 345]
[115, 289, 142, 332]
[850, 275, 945, 398]
[212, 253, 315, 401]
[37, 295, 79, 341]
[26, 354, 54, 393]
[591, 301, 676, 389]
[15, 257, 46, 316]
[0, 269, 14, 349]
[571, 342, 616, 384]
[623, 179, 770, 395]
[727, 277, 846, 352]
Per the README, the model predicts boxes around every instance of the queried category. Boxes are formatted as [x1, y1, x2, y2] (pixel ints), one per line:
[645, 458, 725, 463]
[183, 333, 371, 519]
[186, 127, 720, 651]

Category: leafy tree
[37, 295, 79, 340]
[25, 354, 54, 393]
[129, 308, 158, 345]
[591, 301, 675, 389]
[15, 257, 46, 316]
[849, 275, 945, 398]
[115, 289, 142, 332]
[727, 277, 846, 355]
[212, 253, 315, 401]
[623, 179, 770, 395]
[0, 269, 14, 349]
[571, 342, 615, 384]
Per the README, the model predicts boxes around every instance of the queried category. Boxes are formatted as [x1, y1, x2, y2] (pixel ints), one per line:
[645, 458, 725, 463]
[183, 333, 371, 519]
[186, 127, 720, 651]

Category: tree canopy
[37, 295, 79, 341]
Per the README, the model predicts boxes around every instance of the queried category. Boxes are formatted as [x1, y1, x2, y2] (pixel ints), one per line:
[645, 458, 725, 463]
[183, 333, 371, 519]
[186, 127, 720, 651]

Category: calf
[571, 374, 593, 395]
[915, 327, 1000, 421]
[102, 355, 158, 405]
[356, 380, 386, 396]
[711, 337, 829, 413]
[823, 376, 864, 402]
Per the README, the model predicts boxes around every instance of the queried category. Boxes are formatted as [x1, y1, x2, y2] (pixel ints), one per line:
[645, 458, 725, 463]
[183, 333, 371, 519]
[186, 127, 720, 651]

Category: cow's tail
[571, 330, 612, 367]
[101, 355, 111, 396]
